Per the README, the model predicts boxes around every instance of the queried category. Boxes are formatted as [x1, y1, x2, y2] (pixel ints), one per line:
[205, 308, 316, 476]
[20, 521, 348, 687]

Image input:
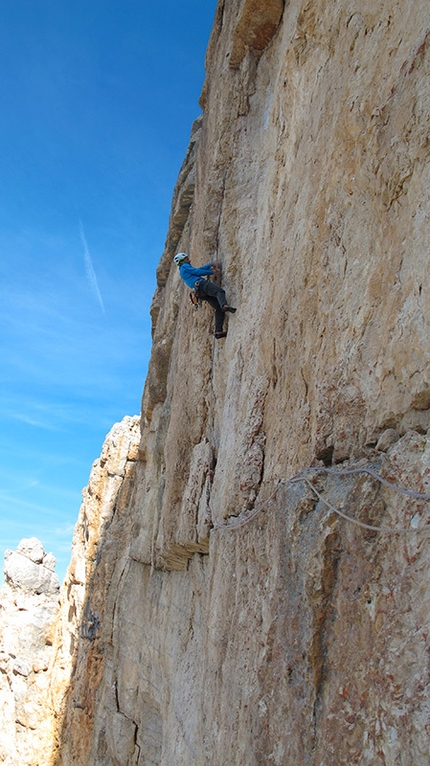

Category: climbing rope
[211, 481, 283, 531]
[210, 465, 430, 534]
[298, 465, 430, 501]
[213, 173, 227, 271]
[293, 475, 430, 535]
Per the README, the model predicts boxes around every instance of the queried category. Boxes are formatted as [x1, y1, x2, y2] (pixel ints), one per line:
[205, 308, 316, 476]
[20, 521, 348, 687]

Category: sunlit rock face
[46, 415, 141, 766]
[5, 1, 430, 764]
[0, 417, 141, 766]
[0, 538, 60, 766]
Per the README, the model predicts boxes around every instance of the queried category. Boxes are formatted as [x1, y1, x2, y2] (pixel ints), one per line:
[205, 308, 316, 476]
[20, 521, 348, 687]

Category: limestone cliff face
[47, 415, 141, 765]
[4, 1, 430, 764]
[0, 539, 60, 766]
[0, 419, 140, 766]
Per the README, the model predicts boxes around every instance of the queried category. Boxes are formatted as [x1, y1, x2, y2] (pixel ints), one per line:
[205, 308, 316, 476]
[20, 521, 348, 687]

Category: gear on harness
[175, 253, 236, 338]
[189, 278, 206, 310]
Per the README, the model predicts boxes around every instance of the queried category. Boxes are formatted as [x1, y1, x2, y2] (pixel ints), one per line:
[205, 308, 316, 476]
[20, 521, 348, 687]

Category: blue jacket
[179, 261, 214, 289]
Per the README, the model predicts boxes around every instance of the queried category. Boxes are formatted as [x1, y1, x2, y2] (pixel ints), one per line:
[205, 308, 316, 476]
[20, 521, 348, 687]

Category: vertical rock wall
[4, 1, 430, 764]
[138, 0, 430, 578]
[58, 1, 430, 762]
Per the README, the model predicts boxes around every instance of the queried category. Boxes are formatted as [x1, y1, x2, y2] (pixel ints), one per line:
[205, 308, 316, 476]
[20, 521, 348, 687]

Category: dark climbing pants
[196, 280, 226, 333]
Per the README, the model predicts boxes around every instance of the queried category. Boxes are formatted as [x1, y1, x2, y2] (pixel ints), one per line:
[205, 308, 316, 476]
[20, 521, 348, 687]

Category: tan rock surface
[56, 1, 430, 763]
[4, 1, 430, 764]
[52, 1, 430, 762]
[47, 415, 141, 766]
[0, 416, 140, 766]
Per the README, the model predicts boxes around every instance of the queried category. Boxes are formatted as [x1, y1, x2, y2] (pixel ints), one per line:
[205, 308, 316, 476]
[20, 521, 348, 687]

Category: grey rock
[17, 538, 45, 564]
[376, 428, 400, 452]
[42, 552, 57, 572]
[4, 551, 59, 595]
[13, 659, 32, 677]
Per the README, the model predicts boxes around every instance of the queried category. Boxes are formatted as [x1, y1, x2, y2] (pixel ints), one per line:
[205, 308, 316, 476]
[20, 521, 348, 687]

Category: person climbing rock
[173, 252, 236, 339]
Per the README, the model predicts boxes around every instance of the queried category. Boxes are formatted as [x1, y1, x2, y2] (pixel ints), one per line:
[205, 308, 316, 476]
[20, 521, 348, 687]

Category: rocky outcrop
[0, 539, 60, 766]
[46, 415, 141, 766]
[3, 0, 430, 763]
[0, 417, 140, 766]
[4, 540, 59, 597]
[229, 0, 285, 68]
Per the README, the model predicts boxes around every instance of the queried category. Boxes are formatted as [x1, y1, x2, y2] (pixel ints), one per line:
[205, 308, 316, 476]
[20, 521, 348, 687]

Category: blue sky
[0, 0, 216, 582]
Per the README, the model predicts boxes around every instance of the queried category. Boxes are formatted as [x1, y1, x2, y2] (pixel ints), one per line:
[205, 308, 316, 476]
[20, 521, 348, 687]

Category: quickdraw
[189, 278, 205, 310]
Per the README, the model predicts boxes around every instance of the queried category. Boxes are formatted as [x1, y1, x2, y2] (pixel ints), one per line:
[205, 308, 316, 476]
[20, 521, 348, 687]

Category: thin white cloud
[79, 219, 105, 314]
[9, 412, 61, 430]
[53, 523, 76, 539]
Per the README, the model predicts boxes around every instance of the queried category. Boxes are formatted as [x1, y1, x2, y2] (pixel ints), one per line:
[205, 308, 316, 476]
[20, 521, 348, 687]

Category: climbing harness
[189, 278, 206, 310]
[210, 465, 430, 535]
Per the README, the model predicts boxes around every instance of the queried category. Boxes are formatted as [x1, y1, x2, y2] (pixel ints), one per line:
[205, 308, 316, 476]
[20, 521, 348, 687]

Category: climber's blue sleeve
[179, 262, 214, 289]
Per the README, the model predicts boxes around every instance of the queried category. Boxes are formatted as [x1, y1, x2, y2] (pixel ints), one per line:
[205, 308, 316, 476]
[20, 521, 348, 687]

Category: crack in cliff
[290, 466, 399, 756]
[308, 528, 342, 742]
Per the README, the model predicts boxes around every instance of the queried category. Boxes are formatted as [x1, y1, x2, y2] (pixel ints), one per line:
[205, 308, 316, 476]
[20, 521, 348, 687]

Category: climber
[173, 253, 236, 339]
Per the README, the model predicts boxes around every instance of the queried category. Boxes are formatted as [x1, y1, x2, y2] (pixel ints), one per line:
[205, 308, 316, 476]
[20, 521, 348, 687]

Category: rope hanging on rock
[214, 174, 227, 271]
[210, 465, 430, 534]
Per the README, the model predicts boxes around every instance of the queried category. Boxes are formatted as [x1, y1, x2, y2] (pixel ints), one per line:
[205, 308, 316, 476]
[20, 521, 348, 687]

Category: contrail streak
[79, 219, 105, 314]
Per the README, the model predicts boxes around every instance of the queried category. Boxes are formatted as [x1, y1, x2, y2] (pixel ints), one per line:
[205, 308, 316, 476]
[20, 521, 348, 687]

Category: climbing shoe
[214, 331, 227, 339]
[222, 305, 237, 313]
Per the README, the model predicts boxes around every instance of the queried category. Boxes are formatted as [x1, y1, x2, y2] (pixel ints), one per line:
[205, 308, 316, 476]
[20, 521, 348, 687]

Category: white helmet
[174, 252, 188, 266]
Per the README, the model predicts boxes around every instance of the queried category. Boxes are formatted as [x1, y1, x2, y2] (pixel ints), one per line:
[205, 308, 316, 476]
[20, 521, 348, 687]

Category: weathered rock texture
[46, 415, 141, 765]
[0, 417, 140, 766]
[4, 1, 430, 764]
[0, 539, 60, 766]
